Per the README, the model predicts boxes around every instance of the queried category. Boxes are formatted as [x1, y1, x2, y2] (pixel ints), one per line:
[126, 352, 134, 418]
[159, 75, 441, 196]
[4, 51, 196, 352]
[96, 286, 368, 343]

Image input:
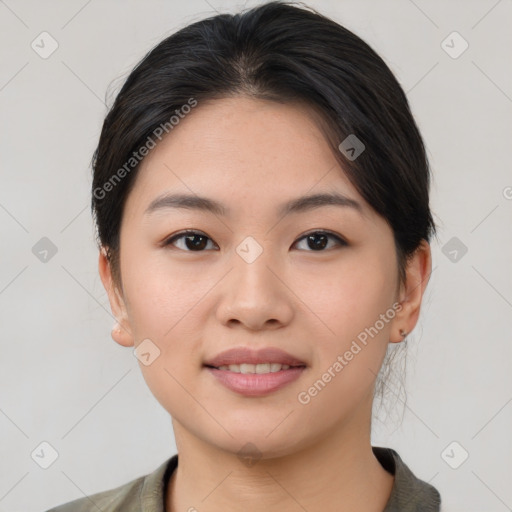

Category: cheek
[121, 249, 219, 378]
[291, 252, 397, 409]
[122, 263, 207, 415]
[291, 265, 396, 420]
[121, 244, 210, 339]
[293, 251, 397, 341]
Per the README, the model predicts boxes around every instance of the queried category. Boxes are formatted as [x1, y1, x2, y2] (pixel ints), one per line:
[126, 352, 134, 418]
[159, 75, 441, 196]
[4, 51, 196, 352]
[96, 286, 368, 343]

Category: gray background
[1, 1, 511, 511]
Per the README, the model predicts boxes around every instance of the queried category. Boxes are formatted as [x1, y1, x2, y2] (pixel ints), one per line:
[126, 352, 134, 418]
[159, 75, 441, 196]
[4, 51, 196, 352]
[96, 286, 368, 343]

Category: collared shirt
[45, 446, 441, 511]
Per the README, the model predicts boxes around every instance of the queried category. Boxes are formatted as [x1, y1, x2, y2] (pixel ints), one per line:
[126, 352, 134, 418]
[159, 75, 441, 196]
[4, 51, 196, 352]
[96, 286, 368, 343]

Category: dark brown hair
[91, 1, 436, 294]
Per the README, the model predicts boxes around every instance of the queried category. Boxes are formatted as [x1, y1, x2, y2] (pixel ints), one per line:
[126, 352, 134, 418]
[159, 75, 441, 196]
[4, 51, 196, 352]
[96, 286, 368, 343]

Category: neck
[166, 403, 394, 512]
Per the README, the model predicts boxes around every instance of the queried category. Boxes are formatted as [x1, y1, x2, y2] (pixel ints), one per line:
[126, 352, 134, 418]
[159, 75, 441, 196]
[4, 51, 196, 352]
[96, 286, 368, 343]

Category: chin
[209, 419, 310, 459]
[217, 435, 303, 462]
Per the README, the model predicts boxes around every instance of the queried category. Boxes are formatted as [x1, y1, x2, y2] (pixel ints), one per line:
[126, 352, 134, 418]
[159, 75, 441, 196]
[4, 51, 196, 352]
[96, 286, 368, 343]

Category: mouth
[203, 346, 307, 368]
[202, 346, 308, 396]
[203, 362, 306, 373]
[203, 362, 307, 397]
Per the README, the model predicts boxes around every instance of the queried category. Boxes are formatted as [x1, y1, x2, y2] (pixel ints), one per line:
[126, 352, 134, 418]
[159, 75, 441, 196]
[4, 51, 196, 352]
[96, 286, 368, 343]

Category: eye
[163, 230, 218, 251]
[293, 230, 347, 251]
[163, 229, 347, 252]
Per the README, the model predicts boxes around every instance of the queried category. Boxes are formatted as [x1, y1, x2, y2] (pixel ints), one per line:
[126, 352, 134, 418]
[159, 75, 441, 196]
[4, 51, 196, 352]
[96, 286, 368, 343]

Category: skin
[98, 96, 432, 512]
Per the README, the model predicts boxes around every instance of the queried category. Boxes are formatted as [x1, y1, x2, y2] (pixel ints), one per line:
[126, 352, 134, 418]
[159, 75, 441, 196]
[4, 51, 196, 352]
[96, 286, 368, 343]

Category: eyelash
[162, 229, 348, 252]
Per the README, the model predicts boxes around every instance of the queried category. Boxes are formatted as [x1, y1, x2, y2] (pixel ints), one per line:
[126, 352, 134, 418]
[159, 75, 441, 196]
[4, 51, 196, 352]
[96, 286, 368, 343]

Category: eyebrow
[144, 191, 363, 217]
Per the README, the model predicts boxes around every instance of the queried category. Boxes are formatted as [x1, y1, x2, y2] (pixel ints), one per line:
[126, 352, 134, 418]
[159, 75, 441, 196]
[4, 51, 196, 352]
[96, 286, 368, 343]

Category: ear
[98, 247, 135, 347]
[389, 240, 432, 343]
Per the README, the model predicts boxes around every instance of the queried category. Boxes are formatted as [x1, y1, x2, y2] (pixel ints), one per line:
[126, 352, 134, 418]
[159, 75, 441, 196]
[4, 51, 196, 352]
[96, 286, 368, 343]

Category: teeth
[255, 363, 270, 374]
[216, 363, 291, 373]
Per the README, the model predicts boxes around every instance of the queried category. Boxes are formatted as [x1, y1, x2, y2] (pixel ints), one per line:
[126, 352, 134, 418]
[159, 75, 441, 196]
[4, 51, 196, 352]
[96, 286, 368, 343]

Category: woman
[47, 1, 441, 510]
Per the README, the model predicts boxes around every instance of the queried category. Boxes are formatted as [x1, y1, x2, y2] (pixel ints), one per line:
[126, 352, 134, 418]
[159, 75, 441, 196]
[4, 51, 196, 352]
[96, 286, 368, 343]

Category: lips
[206, 365, 306, 396]
[203, 346, 307, 368]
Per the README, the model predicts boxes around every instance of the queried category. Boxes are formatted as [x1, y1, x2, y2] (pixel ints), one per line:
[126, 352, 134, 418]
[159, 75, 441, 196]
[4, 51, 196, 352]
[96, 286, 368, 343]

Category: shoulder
[373, 446, 442, 512]
[44, 475, 144, 512]
[44, 455, 178, 512]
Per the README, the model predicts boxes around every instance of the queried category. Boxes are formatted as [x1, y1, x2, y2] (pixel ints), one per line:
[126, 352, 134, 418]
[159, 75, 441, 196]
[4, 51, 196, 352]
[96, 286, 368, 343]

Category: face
[100, 96, 425, 459]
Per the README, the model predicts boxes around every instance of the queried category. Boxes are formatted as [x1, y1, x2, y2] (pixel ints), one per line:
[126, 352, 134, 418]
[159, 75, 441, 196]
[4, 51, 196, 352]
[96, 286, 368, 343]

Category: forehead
[124, 96, 368, 218]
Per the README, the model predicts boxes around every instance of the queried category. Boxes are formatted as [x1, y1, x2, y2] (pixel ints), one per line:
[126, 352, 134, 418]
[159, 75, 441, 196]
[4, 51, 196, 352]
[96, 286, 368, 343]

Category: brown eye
[164, 230, 217, 251]
[293, 231, 347, 251]
[163, 229, 347, 252]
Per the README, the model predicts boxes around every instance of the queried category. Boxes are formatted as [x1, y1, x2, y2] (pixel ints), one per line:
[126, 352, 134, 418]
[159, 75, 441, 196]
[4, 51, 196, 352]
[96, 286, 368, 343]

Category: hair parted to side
[90, 0, 437, 422]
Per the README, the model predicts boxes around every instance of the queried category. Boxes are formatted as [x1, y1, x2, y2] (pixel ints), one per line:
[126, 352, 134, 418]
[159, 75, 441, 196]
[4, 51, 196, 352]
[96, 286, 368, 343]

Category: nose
[215, 241, 294, 331]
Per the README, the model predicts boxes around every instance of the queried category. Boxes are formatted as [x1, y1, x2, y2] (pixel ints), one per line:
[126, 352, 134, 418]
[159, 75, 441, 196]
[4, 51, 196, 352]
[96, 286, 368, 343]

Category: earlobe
[389, 240, 432, 343]
[98, 247, 135, 348]
[111, 321, 134, 348]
